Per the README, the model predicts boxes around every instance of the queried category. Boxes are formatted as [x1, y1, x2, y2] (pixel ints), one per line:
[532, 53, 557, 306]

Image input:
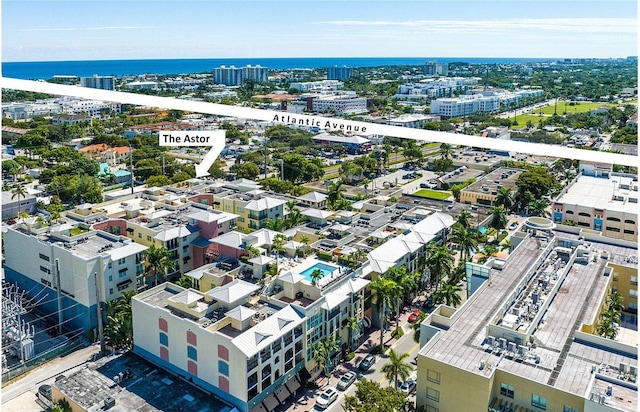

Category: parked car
[420, 183, 429, 188]
[38, 384, 52, 401]
[316, 387, 339, 409]
[359, 354, 376, 371]
[408, 309, 422, 323]
[399, 377, 417, 394]
[337, 371, 356, 390]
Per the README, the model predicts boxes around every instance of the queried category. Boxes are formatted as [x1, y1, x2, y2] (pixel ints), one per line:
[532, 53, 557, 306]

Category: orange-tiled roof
[79, 144, 109, 153]
[109, 146, 131, 155]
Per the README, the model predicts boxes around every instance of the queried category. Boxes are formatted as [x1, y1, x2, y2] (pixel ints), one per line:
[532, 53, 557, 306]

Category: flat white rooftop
[556, 175, 638, 215]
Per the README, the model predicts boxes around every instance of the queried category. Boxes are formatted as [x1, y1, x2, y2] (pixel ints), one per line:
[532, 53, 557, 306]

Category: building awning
[117, 279, 132, 288]
[285, 376, 301, 394]
[274, 385, 291, 403]
[249, 403, 267, 412]
[262, 394, 279, 411]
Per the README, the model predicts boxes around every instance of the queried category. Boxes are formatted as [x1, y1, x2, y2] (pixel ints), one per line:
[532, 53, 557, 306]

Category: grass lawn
[510, 113, 546, 129]
[535, 101, 609, 116]
[69, 227, 89, 236]
[414, 189, 452, 200]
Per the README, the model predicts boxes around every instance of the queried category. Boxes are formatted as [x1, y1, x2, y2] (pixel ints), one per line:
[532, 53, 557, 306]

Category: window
[39, 253, 50, 261]
[147, 235, 152, 241]
[159, 332, 169, 346]
[606, 216, 621, 222]
[109, 288, 114, 295]
[426, 387, 440, 402]
[531, 394, 547, 410]
[500, 383, 515, 398]
[624, 229, 635, 235]
[630, 289, 638, 298]
[606, 226, 620, 232]
[119, 269, 128, 278]
[427, 369, 441, 384]
[563, 406, 578, 412]
[625, 219, 636, 224]
[628, 302, 638, 311]
[118, 258, 126, 265]
[631, 276, 638, 285]
[108, 275, 113, 282]
[40, 266, 51, 274]
[138, 233, 142, 238]
[219, 360, 229, 376]
[187, 346, 198, 361]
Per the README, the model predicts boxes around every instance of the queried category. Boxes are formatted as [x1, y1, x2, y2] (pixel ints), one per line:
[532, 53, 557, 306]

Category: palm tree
[451, 224, 478, 264]
[385, 266, 418, 336]
[478, 244, 499, 264]
[144, 244, 176, 287]
[310, 269, 324, 286]
[606, 291, 625, 313]
[285, 200, 303, 228]
[489, 205, 508, 231]
[332, 198, 352, 211]
[380, 349, 413, 389]
[312, 335, 341, 378]
[495, 187, 515, 211]
[345, 316, 360, 351]
[18, 210, 30, 224]
[299, 234, 310, 257]
[439, 143, 452, 159]
[11, 184, 28, 214]
[263, 217, 285, 231]
[456, 210, 473, 229]
[433, 282, 463, 307]
[327, 181, 347, 209]
[527, 199, 550, 217]
[369, 276, 402, 349]
[426, 244, 454, 289]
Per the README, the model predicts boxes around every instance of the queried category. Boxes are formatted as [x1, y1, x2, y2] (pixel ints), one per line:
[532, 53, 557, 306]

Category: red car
[408, 309, 422, 323]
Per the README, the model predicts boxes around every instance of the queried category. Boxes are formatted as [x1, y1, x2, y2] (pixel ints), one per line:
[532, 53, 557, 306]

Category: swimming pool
[299, 262, 338, 282]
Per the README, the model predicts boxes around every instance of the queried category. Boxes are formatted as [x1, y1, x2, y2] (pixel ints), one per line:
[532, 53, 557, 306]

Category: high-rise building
[327, 65, 353, 80]
[424, 61, 449, 76]
[80, 75, 116, 90]
[213, 65, 269, 86]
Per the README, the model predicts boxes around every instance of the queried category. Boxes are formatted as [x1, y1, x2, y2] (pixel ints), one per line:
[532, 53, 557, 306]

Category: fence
[2, 335, 87, 384]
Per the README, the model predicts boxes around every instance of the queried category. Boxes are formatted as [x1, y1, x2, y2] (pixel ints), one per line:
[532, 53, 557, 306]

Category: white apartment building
[431, 94, 501, 118]
[310, 94, 368, 115]
[289, 80, 343, 92]
[4, 222, 147, 333]
[126, 81, 159, 90]
[80, 75, 115, 91]
[397, 77, 480, 99]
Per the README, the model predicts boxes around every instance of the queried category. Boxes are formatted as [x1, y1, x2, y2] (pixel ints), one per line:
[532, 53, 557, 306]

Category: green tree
[385, 266, 418, 336]
[312, 335, 340, 377]
[439, 143, 452, 159]
[144, 244, 176, 286]
[433, 282, 463, 307]
[146, 175, 172, 187]
[456, 210, 473, 229]
[489, 205, 508, 231]
[426, 244, 454, 288]
[104, 290, 136, 350]
[2, 159, 21, 180]
[343, 379, 409, 412]
[327, 180, 347, 209]
[380, 349, 412, 389]
[495, 187, 515, 210]
[411, 311, 427, 343]
[527, 199, 550, 217]
[478, 244, 500, 264]
[175, 276, 192, 288]
[310, 268, 324, 286]
[346, 316, 361, 352]
[369, 276, 402, 349]
[451, 224, 478, 265]
[433, 157, 453, 174]
[234, 161, 260, 179]
[11, 184, 28, 213]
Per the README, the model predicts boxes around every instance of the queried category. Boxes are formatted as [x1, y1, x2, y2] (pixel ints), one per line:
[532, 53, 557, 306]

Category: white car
[337, 371, 356, 390]
[316, 386, 339, 409]
[399, 377, 417, 394]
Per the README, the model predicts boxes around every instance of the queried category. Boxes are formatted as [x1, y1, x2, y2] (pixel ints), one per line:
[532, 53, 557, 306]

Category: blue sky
[2, 0, 637, 62]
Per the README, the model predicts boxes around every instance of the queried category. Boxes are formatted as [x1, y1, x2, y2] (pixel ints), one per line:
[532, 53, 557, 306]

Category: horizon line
[3, 55, 636, 65]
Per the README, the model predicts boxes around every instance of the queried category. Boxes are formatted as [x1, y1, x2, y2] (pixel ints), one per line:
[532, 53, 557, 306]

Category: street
[1, 344, 100, 411]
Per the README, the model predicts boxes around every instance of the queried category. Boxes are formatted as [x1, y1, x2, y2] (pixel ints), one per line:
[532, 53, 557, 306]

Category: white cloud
[315, 18, 637, 35]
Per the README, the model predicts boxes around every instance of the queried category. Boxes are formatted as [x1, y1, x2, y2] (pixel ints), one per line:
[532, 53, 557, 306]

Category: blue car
[358, 354, 376, 371]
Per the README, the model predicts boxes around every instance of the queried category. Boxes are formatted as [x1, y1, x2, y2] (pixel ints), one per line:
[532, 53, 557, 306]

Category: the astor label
[159, 131, 224, 147]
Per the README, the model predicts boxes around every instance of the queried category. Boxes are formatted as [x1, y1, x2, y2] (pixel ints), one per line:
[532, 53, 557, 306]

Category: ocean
[2, 57, 553, 80]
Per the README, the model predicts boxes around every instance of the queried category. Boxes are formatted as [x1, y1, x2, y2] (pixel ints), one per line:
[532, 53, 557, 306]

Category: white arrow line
[1, 77, 637, 167]
[195, 137, 225, 178]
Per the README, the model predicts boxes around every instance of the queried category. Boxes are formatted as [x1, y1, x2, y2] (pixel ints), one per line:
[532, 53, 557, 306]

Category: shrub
[391, 328, 405, 339]
[317, 251, 333, 261]
[345, 352, 355, 361]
